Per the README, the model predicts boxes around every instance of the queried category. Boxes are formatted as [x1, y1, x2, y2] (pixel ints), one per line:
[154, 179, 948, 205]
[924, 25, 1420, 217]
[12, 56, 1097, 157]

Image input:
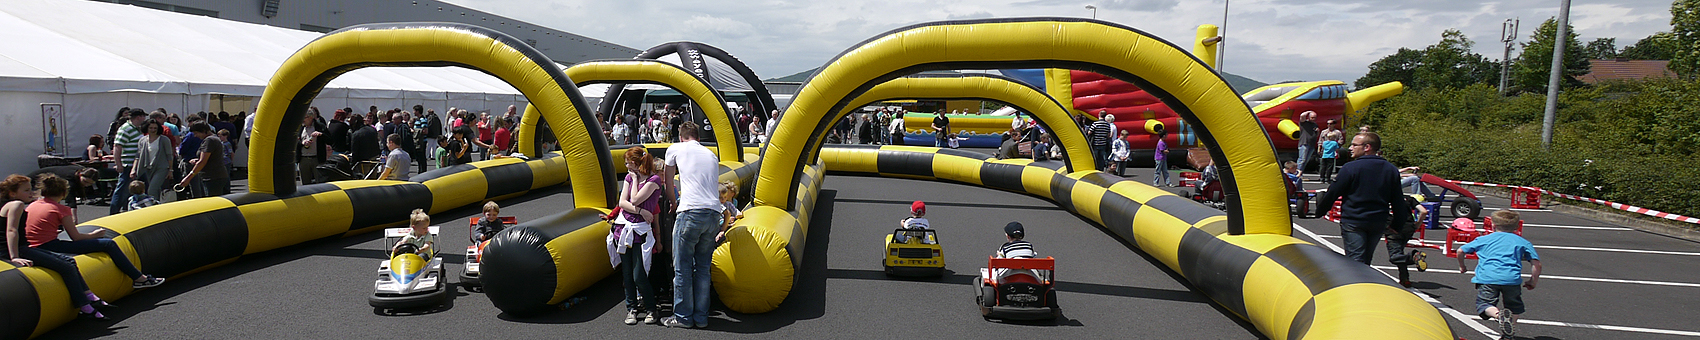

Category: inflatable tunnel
[516, 59, 743, 162]
[719, 17, 1450, 339]
[0, 22, 612, 338]
[598, 41, 780, 122]
[838, 73, 1093, 173]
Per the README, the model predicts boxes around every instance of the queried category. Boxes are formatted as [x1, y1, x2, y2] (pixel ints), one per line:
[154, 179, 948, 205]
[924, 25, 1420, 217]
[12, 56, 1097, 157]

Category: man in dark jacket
[349, 114, 381, 163]
[1314, 131, 1409, 265]
[326, 109, 351, 154]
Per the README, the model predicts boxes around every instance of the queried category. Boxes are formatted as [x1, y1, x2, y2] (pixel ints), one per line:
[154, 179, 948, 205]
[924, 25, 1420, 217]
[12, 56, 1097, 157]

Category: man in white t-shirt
[379, 134, 412, 181]
[660, 121, 722, 329]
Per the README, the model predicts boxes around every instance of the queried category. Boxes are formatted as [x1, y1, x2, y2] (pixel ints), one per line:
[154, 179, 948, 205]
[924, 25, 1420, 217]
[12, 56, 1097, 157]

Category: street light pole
[1085, 5, 1097, 19]
[1542, 0, 1570, 149]
[1500, 18, 1519, 96]
[1220, 0, 1229, 72]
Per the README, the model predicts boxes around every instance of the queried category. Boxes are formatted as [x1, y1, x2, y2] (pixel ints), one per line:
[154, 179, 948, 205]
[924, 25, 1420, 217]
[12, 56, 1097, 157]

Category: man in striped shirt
[109, 109, 148, 215]
[1088, 111, 1116, 172]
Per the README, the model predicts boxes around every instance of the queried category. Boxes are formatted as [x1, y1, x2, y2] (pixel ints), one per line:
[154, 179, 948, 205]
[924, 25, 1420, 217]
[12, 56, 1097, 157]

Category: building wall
[88, 0, 638, 64]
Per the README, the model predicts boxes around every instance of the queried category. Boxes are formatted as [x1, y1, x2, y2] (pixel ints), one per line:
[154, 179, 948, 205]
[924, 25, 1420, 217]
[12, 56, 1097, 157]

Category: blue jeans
[1296, 145, 1313, 175]
[1153, 157, 1170, 186]
[1091, 145, 1108, 170]
[18, 247, 91, 307]
[672, 209, 719, 326]
[621, 234, 656, 313]
[1340, 220, 1386, 265]
[38, 238, 146, 280]
[109, 167, 132, 215]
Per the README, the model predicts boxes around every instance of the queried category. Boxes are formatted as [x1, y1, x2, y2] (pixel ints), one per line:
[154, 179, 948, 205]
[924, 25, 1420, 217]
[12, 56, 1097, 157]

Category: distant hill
[767, 67, 1269, 95]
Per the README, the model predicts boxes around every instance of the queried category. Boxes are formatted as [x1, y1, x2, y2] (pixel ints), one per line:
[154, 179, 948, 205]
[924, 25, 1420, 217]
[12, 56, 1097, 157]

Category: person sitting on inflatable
[391, 209, 435, 257]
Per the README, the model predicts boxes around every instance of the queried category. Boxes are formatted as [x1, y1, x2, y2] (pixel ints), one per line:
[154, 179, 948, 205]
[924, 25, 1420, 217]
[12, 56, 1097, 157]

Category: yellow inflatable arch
[515, 59, 744, 162]
[838, 74, 1094, 173]
[249, 22, 613, 207]
[759, 18, 1285, 235]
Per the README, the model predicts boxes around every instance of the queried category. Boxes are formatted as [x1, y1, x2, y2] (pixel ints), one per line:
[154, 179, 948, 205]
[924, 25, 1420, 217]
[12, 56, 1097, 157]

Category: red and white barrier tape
[1447, 180, 1700, 225]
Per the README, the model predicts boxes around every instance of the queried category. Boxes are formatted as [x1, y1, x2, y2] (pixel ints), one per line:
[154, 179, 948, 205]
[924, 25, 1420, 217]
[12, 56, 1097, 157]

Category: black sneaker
[78, 310, 109, 321]
[133, 276, 165, 289]
[1412, 250, 1429, 272]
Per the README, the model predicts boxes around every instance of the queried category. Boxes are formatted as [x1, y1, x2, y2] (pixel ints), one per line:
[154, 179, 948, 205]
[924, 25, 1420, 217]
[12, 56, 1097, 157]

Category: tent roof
[0, 0, 548, 97]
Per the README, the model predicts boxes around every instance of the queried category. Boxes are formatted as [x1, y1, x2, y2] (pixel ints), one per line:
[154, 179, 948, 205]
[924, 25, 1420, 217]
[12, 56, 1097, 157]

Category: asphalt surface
[41, 160, 1700, 339]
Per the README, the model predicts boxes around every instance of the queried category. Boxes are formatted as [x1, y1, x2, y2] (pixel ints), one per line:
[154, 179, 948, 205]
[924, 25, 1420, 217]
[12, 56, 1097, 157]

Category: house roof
[1580, 59, 1675, 84]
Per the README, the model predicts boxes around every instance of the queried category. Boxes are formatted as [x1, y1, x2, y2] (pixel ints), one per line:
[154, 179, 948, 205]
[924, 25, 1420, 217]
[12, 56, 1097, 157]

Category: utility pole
[1542, 0, 1570, 149]
[1500, 18, 1518, 96]
[1219, 0, 1229, 72]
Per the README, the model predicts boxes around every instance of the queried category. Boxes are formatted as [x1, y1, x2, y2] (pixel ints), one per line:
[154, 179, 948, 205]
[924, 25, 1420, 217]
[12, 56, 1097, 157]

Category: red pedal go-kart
[975, 256, 1060, 321]
[459, 216, 516, 291]
[1410, 174, 1483, 219]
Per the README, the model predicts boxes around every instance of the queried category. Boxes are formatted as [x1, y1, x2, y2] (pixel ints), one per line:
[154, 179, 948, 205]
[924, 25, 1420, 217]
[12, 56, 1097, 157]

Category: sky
[446, 0, 1675, 87]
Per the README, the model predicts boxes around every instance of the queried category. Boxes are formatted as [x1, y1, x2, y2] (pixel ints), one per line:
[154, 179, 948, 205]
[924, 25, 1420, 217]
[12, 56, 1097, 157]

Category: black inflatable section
[1175, 227, 1260, 319]
[0, 269, 40, 340]
[347, 183, 434, 232]
[598, 42, 779, 121]
[979, 163, 1027, 193]
[1262, 243, 1398, 294]
[222, 183, 341, 206]
[408, 163, 481, 183]
[480, 162, 535, 199]
[876, 150, 933, 177]
[119, 206, 249, 277]
[480, 207, 609, 316]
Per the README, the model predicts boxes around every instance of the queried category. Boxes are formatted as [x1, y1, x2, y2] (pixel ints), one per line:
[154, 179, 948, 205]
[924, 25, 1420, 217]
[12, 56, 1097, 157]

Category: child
[391, 209, 435, 257]
[1458, 210, 1541, 339]
[1319, 130, 1341, 183]
[1110, 130, 1131, 177]
[996, 221, 1034, 259]
[945, 133, 962, 149]
[719, 181, 743, 227]
[125, 180, 158, 212]
[474, 201, 505, 242]
[1283, 161, 1302, 192]
[1386, 194, 1429, 287]
[1152, 127, 1169, 186]
[895, 201, 931, 244]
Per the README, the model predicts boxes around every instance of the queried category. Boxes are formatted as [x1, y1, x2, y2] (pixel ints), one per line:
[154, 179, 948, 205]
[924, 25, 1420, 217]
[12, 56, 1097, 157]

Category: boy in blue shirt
[1457, 210, 1542, 340]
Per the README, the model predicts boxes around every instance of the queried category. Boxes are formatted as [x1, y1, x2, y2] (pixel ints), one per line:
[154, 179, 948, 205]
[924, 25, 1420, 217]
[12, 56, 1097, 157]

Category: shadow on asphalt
[706, 189, 838, 334]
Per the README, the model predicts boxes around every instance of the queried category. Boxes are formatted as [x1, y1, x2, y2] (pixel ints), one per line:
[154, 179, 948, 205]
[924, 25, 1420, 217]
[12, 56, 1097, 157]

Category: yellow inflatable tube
[516, 60, 744, 162]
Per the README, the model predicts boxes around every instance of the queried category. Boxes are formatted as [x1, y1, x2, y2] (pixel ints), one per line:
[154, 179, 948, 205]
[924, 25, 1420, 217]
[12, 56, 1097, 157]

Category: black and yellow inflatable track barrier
[482, 143, 762, 316]
[0, 153, 572, 339]
[515, 59, 744, 162]
[837, 73, 1093, 173]
[818, 145, 1449, 339]
[2, 22, 612, 338]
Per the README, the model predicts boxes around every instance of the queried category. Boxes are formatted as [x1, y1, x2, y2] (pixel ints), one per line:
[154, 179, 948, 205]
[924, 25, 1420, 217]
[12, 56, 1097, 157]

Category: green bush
[1363, 80, 1700, 219]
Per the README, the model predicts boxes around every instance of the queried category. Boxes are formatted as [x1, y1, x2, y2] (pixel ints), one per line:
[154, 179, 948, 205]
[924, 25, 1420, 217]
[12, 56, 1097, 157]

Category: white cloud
[449, 0, 1671, 86]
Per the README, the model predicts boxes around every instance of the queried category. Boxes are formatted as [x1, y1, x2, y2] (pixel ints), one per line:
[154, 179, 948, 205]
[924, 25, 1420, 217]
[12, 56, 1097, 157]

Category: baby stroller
[316, 153, 382, 182]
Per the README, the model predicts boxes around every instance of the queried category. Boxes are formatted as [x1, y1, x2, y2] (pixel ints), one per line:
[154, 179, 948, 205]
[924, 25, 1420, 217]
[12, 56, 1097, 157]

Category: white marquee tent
[0, 0, 581, 177]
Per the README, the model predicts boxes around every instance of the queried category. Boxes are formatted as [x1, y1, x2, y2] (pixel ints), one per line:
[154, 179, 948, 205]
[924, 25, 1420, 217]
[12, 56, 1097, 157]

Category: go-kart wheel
[1452, 198, 1481, 219]
[1046, 289, 1059, 309]
[980, 286, 995, 308]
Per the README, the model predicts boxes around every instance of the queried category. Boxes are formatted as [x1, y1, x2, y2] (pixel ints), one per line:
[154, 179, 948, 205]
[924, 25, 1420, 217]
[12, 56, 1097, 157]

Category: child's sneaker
[660, 316, 692, 328]
[1496, 311, 1514, 339]
[624, 310, 639, 325]
[643, 312, 657, 324]
[132, 276, 165, 289]
[1412, 250, 1428, 272]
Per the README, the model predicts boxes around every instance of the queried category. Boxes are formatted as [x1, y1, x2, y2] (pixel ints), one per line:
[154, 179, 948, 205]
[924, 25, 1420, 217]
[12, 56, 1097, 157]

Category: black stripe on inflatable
[1262, 243, 1398, 295]
[1076, 172, 1122, 189]
[121, 206, 249, 277]
[1175, 227, 1257, 318]
[600, 42, 778, 126]
[877, 150, 933, 178]
[346, 183, 434, 231]
[1143, 195, 1226, 225]
[0, 269, 41, 340]
[1097, 192, 1142, 241]
[935, 148, 991, 160]
[481, 162, 535, 199]
[481, 226, 559, 316]
[223, 183, 341, 206]
[520, 208, 610, 240]
[410, 163, 481, 183]
[980, 163, 1028, 193]
[1288, 298, 1316, 340]
[1049, 174, 1077, 211]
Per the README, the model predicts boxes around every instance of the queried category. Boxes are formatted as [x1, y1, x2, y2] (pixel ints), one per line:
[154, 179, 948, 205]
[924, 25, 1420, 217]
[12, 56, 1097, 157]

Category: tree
[1356, 30, 1499, 91]
[1621, 32, 1678, 60]
[1672, 0, 1700, 78]
[1356, 48, 1422, 90]
[1511, 18, 1591, 93]
[1581, 38, 1618, 60]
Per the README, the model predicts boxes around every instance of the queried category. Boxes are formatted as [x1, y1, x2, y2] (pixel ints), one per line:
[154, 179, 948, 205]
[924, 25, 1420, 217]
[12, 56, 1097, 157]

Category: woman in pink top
[26, 174, 164, 289]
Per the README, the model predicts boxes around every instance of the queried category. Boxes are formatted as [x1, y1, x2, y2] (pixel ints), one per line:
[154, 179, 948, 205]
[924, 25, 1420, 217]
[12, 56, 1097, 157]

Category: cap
[911, 201, 926, 215]
[1004, 222, 1024, 237]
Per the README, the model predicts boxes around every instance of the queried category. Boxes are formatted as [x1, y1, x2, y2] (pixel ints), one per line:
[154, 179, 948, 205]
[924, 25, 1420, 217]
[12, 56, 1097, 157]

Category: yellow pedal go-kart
[883, 228, 944, 277]
[370, 226, 449, 314]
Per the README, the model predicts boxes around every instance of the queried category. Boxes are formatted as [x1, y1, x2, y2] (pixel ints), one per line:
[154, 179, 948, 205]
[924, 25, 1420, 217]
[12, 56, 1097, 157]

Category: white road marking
[1292, 223, 1501, 339]
[1296, 225, 1700, 338]
[1308, 235, 1700, 256]
[1521, 223, 1632, 231]
[1370, 266, 1700, 288]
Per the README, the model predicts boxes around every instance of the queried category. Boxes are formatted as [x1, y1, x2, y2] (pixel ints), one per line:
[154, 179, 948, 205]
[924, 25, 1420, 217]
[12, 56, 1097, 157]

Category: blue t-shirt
[1321, 140, 1339, 159]
[1458, 232, 1540, 285]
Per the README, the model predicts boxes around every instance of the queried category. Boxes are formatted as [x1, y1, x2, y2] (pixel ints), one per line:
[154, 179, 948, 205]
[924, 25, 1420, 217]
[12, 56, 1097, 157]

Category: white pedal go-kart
[369, 226, 449, 313]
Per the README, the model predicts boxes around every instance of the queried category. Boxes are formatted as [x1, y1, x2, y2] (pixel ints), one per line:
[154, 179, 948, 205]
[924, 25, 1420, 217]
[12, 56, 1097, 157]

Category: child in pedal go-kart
[895, 201, 932, 244]
[392, 209, 435, 257]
